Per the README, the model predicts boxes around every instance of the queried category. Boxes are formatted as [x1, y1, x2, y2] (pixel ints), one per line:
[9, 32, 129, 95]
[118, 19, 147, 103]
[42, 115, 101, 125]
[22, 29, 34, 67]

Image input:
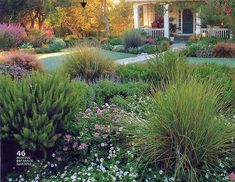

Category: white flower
[71, 175, 77, 180]
[8, 178, 12, 182]
[205, 173, 209, 179]
[219, 163, 224, 168]
[112, 177, 117, 181]
[52, 153, 55, 158]
[100, 158, 104, 163]
[159, 170, 164, 175]
[101, 143, 105, 147]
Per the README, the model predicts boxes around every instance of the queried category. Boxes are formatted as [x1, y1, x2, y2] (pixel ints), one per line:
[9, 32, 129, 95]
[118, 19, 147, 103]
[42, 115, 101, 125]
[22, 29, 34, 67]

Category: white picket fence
[142, 28, 164, 39]
[201, 28, 231, 39]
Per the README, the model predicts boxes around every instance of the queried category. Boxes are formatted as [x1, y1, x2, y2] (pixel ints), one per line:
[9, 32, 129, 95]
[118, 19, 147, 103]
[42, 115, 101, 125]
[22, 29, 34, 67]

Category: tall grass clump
[148, 51, 192, 87]
[122, 29, 143, 50]
[124, 78, 235, 181]
[63, 47, 115, 83]
[0, 72, 87, 158]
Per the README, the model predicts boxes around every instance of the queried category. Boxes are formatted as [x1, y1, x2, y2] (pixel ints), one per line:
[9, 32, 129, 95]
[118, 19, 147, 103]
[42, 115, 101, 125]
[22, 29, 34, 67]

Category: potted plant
[169, 23, 177, 42]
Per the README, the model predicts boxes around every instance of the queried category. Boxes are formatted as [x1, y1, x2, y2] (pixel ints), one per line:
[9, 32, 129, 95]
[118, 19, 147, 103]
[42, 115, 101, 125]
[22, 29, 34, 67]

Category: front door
[183, 9, 193, 34]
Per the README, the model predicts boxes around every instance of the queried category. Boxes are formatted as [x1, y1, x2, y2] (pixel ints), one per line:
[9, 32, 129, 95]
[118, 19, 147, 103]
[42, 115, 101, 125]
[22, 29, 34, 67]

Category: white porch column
[163, 4, 169, 38]
[196, 12, 201, 35]
[143, 5, 148, 27]
[133, 4, 140, 29]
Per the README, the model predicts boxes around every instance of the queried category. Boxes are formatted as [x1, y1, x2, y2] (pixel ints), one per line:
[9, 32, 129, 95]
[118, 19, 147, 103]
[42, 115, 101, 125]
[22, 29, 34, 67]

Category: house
[126, 0, 231, 40]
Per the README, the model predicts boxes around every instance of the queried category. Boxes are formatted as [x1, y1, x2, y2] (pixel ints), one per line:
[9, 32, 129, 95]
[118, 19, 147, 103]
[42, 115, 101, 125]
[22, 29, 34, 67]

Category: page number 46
[16, 150, 26, 156]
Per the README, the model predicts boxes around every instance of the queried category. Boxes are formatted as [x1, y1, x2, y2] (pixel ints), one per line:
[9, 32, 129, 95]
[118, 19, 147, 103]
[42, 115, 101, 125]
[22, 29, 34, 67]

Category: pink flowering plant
[54, 103, 129, 163]
[0, 23, 26, 46]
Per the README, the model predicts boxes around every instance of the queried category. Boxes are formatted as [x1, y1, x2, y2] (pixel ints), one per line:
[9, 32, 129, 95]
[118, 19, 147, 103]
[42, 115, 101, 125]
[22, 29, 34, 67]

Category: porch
[130, 1, 232, 39]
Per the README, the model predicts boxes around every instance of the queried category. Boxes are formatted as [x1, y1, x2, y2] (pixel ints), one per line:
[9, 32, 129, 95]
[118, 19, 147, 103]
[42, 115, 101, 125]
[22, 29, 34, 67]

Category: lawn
[39, 48, 135, 70]
[188, 57, 235, 67]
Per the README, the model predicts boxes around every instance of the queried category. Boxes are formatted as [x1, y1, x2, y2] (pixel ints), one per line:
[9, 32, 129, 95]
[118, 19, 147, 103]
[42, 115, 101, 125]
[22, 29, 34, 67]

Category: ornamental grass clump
[124, 78, 235, 181]
[63, 47, 115, 83]
[122, 29, 144, 50]
[148, 51, 192, 87]
[0, 72, 86, 158]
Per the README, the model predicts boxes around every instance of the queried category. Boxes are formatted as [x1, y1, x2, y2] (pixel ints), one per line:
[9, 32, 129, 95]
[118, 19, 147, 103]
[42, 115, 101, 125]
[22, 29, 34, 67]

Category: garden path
[116, 43, 186, 64]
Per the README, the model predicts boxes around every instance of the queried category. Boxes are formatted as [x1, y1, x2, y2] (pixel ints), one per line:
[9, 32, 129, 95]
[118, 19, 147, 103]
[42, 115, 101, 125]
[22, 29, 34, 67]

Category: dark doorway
[183, 9, 193, 34]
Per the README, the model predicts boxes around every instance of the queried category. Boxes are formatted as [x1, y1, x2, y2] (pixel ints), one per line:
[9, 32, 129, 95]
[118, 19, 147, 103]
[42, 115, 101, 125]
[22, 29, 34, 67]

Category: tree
[109, 0, 133, 35]
[0, 0, 71, 30]
[200, 0, 235, 36]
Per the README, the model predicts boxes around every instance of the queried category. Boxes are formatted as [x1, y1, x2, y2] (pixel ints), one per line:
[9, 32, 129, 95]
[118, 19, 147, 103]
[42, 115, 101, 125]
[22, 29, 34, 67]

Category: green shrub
[156, 39, 170, 53]
[109, 37, 122, 46]
[0, 72, 86, 157]
[124, 78, 235, 181]
[49, 38, 66, 49]
[63, 47, 115, 83]
[140, 44, 157, 54]
[116, 63, 153, 82]
[128, 47, 140, 54]
[64, 35, 80, 47]
[0, 30, 16, 50]
[92, 80, 148, 106]
[187, 42, 213, 57]
[122, 29, 143, 49]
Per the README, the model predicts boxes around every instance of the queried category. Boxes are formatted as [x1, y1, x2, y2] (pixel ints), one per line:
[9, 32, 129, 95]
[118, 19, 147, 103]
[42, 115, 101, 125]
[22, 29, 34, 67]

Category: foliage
[63, 47, 115, 83]
[92, 80, 149, 106]
[149, 51, 191, 86]
[124, 78, 235, 181]
[64, 35, 79, 47]
[0, 72, 86, 154]
[200, 0, 234, 31]
[143, 37, 156, 45]
[27, 28, 53, 48]
[193, 63, 235, 110]
[0, 64, 29, 79]
[127, 47, 140, 54]
[35, 38, 66, 53]
[0, 23, 26, 46]
[214, 42, 235, 58]
[49, 38, 66, 49]
[116, 63, 153, 82]
[109, 0, 133, 35]
[140, 44, 157, 54]
[108, 37, 122, 46]
[0, 30, 16, 50]
[0, 51, 43, 71]
[122, 29, 143, 50]
[156, 39, 170, 53]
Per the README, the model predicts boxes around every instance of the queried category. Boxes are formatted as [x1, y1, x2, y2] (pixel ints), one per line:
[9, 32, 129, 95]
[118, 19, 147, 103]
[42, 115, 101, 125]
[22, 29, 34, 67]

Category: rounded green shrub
[124, 78, 235, 181]
[0, 72, 86, 157]
[0, 30, 16, 50]
[156, 39, 170, 53]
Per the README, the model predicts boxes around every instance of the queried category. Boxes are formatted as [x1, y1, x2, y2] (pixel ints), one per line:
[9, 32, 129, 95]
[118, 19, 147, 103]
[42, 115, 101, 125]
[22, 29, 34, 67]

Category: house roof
[126, 0, 204, 2]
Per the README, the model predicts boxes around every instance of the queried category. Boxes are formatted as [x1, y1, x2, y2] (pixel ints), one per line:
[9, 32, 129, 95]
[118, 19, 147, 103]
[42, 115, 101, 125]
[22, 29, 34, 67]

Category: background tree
[109, 0, 133, 35]
[200, 0, 235, 36]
